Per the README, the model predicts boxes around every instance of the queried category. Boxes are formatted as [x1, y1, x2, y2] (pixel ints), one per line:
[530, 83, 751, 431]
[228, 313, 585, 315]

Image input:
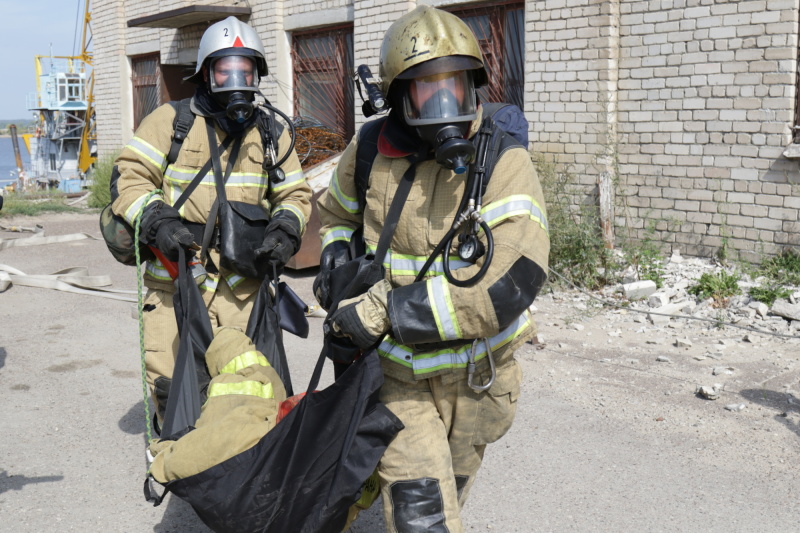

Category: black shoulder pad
[167, 98, 195, 165]
[354, 117, 386, 212]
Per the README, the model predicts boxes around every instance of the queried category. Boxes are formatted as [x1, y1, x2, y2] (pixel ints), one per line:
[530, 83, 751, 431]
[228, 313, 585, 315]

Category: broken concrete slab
[648, 292, 669, 308]
[623, 280, 658, 300]
[770, 300, 800, 322]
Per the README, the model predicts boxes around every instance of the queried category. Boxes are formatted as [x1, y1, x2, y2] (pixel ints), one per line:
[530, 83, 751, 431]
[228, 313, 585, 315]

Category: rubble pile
[532, 249, 800, 411]
[615, 250, 800, 335]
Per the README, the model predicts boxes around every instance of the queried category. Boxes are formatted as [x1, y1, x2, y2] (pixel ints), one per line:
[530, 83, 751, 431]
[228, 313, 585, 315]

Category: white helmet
[185, 16, 268, 84]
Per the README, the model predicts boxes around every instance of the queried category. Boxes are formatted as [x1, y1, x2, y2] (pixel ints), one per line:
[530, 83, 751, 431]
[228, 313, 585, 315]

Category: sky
[0, 0, 87, 121]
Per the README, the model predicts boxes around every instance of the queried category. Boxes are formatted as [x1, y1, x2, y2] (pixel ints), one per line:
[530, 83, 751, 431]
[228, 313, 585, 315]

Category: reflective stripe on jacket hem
[377, 311, 531, 377]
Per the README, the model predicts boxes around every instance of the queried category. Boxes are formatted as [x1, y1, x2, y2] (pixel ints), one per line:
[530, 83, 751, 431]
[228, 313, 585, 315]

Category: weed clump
[688, 270, 741, 305]
[535, 153, 615, 290]
[88, 151, 120, 208]
[758, 249, 800, 286]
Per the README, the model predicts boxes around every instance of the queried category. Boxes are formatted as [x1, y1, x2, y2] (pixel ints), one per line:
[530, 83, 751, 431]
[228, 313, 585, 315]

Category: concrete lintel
[283, 7, 353, 32]
[177, 47, 199, 65]
[126, 40, 160, 57]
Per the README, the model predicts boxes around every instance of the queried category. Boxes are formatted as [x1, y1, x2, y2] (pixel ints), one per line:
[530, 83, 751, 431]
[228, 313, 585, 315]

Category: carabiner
[467, 338, 496, 392]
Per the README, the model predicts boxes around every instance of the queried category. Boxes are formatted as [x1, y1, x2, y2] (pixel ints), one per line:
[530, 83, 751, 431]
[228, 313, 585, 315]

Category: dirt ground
[1, 211, 799, 532]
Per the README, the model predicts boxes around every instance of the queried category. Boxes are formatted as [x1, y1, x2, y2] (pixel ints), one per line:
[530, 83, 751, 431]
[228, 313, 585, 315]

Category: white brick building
[93, 0, 800, 261]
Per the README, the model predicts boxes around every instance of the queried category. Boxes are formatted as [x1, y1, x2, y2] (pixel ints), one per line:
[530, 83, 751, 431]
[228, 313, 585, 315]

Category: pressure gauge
[458, 234, 485, 263]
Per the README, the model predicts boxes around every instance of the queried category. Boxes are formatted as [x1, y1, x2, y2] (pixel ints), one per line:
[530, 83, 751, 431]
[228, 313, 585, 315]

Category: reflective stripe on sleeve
[329, 168, 360, 214]
[219, 350, 271, 374]
[207, 380, 275, 399]
[321, 226, 355, 249]
[126, 137, 168, 171]
[426, 276, 462, 341]
[480, 194, 549, 235]
[123, 191, 163, 226]
[273, 204, 306, 234]
[271, 168, 305, 192]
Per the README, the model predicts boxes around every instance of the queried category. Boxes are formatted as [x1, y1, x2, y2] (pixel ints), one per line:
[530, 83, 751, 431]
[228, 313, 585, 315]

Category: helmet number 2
[223, 28, 229, 37]
[406, 37, 429, 61]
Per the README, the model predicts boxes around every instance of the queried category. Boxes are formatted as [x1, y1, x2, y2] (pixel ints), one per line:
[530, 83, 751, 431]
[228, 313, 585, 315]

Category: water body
[0, 136, 31, 189]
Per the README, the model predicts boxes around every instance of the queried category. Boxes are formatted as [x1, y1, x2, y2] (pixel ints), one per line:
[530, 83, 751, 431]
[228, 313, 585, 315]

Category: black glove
[327, 279, 392, 350]
[328, 302, 378, 349]
[255, 216, 301, 275]
[313, 240, 352, 311]
[139, 201, 195, 261]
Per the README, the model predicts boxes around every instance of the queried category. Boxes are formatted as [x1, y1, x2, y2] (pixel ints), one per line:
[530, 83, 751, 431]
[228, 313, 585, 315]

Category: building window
[292, 25, 354, 142]
[131, 54, 163, 130]
[446, 2, 524, 109]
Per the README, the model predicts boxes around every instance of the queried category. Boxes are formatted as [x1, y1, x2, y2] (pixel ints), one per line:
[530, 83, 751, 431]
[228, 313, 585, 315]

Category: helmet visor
[209, 56, 258, 93]
[402, 70, 476, 126]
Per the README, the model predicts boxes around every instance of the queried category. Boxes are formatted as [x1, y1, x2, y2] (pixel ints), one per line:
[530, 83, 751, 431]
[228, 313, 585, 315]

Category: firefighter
[112, 16, 311, 424]
[315, 5, 549, 532]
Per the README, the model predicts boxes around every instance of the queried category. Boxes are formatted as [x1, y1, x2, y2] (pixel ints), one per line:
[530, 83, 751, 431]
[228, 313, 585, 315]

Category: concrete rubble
[542, 247, 800, 409]
[611, 251, 800, 336]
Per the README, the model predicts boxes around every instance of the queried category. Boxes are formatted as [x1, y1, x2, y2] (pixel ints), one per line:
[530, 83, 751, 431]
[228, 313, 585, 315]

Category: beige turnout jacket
[112, 102, 312, 300]
[318, 108, 550, 383]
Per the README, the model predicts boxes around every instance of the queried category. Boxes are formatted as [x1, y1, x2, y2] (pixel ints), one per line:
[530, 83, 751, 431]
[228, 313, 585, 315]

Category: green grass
[0, 192, 82, 217]
[87, 150, 119, 208]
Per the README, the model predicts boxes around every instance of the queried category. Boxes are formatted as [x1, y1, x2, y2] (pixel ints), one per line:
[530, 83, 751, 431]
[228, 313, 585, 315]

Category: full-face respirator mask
[401, 70, 477, 174]
[208, 55, 259, 123]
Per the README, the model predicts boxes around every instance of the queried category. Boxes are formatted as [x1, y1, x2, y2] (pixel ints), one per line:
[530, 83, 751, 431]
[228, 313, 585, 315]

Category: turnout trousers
[377, 358, 522, 533]
[141, 279, 257, 423]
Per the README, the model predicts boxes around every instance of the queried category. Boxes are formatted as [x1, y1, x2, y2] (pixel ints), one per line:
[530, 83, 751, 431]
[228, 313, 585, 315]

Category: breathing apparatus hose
[258, 97, 296, 172]
[414, 116, 496, 287]
[442, 218, 494, 287]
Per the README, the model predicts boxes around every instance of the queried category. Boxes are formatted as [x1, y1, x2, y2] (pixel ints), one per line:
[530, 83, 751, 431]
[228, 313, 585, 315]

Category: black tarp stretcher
[144, 249, 403, 533]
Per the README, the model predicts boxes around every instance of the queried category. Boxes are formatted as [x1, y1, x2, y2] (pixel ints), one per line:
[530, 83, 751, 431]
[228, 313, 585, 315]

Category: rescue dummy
[148, 327, 287, 483]
[315, 6, 550, 532]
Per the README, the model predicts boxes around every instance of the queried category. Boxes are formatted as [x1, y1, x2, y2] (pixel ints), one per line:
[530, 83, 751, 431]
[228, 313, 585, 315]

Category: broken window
[446, 2, 525, 109]
[131, 54, 162, 130]
[292, 25, 354, 142]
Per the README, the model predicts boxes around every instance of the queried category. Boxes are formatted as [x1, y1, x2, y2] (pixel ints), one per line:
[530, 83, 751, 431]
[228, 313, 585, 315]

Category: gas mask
[402, 70, 477, 174]
[208, 55, 259, 123]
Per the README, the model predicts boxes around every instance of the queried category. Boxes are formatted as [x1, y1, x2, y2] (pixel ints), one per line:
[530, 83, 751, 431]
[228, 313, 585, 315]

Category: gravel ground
[1, 211, 799, 532]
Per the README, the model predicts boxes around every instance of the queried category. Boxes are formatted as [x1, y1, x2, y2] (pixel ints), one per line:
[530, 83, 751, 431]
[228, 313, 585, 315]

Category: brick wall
[530, 0, 800, 261]
[93, 0, 133, 154]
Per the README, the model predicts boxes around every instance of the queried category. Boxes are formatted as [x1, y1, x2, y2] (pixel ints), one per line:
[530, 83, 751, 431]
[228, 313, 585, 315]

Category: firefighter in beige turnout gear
[316, 6, 549, 532]
[112, 16, 311, 423]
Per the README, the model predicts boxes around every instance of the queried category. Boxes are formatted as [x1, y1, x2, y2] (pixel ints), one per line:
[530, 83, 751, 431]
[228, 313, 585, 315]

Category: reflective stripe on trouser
[377, 359, 522, 533]
[141, 279, 257, 421]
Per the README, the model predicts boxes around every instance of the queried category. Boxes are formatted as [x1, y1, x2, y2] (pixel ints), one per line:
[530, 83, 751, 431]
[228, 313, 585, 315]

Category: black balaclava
[193, 84, 258, 137]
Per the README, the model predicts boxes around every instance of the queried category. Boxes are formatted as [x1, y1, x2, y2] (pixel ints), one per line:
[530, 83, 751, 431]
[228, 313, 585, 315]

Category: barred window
[131, 54, 162, 130]
[292, 25, 355, 141]
[446, 2, 525, 109]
